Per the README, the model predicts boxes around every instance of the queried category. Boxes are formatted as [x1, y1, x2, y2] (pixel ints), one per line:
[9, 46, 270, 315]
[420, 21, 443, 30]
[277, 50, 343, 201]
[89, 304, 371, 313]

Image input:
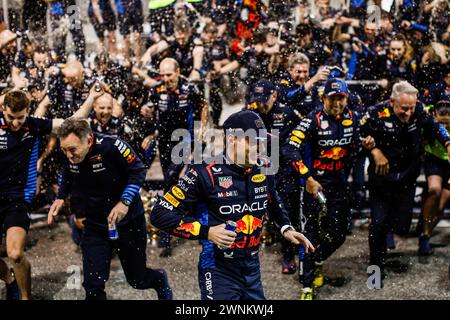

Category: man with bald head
[36, 59, 96, 119]
[90, 93, 123, 137]
[61, 60, 84, 88]
[149, 57, 207, 256]
[150, 57, 207, 190]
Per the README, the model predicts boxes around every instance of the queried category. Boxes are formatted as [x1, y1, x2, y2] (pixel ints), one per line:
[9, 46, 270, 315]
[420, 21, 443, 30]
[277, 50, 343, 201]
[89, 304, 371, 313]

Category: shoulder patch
[248, 102, 258, 110]
[378, 108, 391, 119]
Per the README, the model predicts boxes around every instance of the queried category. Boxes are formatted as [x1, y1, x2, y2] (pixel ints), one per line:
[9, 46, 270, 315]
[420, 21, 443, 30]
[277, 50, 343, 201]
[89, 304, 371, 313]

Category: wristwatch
[121, 199, 131, 207]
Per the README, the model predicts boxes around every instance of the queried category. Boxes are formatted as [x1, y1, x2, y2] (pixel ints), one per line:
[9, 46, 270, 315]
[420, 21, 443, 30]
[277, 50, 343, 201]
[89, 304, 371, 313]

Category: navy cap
[323, 78, 348, 97]
[249, 79, 276, 103]
[223, 110, 267, 140]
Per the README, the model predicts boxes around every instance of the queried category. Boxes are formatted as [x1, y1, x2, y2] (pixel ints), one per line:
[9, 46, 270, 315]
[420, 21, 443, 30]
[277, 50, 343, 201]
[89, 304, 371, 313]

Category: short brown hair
[204, 22, 218, 35]
[4, 90, 30, 112]
[34, 44, 49, 55]
[58, 118, 92, 140]
[175, 18, 191, 33]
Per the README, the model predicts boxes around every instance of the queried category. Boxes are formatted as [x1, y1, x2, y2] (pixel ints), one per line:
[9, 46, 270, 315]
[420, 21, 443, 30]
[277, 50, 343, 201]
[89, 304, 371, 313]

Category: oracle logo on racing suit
[219, 200, 268, 215]
[318, 137, 352, 147]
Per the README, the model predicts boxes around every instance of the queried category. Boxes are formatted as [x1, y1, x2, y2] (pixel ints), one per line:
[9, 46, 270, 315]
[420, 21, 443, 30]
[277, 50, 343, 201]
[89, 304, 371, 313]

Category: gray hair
[390, 81, 418, 100]
[288, 53, 310, 68]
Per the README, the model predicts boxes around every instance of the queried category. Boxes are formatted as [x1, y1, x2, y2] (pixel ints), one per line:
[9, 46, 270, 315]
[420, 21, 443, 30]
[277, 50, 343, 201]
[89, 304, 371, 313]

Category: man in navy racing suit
[151, 110, 314, 300]
[281, 78, 374, 299]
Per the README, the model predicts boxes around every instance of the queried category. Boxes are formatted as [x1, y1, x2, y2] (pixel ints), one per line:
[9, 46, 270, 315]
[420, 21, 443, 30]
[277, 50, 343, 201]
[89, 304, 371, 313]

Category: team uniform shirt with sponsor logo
[379, 53, 418, 85]
[151, 160, 291, 260]
[201, 39, 229, 75]
[235, 47, 270, 87]
[148, 79, 203, 139]
[0, 113, 52, 202]
[57, 133, 146, 227]
[276, 74, 321, 116]
[360, 100, 450, 183]
[167, 36, 199, 78]
[421, 80, 450, 107]
[246, 101, 301, 146]
[281, 107, 361, 184]
[48, 73, 95, 119]
[89, 112, 124, 137]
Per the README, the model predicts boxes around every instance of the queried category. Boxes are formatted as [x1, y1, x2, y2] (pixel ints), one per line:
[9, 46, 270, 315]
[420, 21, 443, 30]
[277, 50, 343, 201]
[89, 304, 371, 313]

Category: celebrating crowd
[0, 0, 449, 300]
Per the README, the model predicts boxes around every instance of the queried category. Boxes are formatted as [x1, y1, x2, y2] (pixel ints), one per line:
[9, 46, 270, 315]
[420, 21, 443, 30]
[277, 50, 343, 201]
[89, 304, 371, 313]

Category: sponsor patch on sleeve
[164, 192, 180, 207]
[171, 186, 185, 200]
[176, 221, 201, 236]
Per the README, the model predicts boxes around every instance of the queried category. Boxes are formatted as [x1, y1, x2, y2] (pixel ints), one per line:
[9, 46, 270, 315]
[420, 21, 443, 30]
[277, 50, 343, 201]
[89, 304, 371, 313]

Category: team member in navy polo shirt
[0, 87, 100, 299]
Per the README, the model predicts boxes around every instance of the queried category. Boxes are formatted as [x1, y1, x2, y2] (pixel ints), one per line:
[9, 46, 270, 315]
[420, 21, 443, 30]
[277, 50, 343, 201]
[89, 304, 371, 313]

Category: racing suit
[151, 159, 292, 300]
[281, 107, 361, 286]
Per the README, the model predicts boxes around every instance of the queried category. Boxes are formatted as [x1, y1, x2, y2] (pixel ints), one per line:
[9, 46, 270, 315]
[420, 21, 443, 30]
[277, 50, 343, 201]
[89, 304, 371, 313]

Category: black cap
[249, 79, 276, 103]
[223, 110, 267, 140]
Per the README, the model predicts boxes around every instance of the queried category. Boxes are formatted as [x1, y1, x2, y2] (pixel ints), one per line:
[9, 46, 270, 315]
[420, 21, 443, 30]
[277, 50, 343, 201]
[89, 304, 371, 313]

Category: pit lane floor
[1, 220, 449, 300]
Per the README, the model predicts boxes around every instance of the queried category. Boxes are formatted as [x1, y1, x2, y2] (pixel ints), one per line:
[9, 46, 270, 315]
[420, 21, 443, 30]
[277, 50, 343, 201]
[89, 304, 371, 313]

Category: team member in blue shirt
[0, 86, 100, 299]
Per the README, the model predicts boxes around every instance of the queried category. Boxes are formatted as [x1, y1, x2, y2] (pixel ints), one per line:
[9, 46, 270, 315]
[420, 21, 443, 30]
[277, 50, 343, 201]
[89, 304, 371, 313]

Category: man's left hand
[108, 201, 129, 225]
[283, 229, 315, 253]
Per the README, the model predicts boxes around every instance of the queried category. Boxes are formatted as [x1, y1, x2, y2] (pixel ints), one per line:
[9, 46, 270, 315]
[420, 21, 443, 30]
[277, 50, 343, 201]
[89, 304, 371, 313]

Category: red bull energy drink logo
[235, 215, 264, 235]
[378, 108, 391, 118]
[319, 147, 348, 160]
[176, 221, 201, 236]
